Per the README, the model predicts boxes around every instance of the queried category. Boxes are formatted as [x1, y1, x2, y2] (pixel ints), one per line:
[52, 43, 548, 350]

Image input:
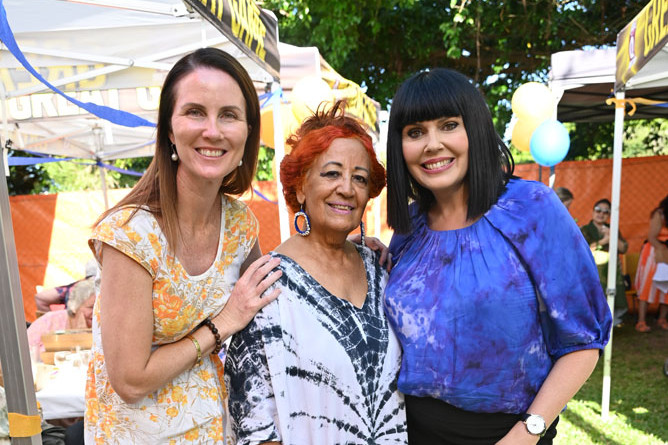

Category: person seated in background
[580, 198, 629, 326]
[634, 194, 668, 332]
[555, 187, 574, 210]
[34, 259, 97, 313]
[27, 277, 96, 353]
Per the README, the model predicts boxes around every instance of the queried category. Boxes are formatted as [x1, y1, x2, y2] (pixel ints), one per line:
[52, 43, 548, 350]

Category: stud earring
[360, 221, 366, 247]
[294, 205, 311, 236]
[238, 159, 243, 167]
[170, 143, 179, 162]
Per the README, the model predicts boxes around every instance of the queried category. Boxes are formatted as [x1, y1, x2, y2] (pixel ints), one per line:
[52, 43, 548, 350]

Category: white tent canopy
[0, 0, 279, 163]
[550, 47, 668, 123]
[277, 42, 381, 136]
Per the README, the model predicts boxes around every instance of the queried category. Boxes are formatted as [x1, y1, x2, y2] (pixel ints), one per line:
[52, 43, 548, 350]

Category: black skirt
[405, 395, 559, 445]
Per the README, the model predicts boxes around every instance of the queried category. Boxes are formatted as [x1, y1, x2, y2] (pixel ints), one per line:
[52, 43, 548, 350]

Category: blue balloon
[530, 120, 570, 167]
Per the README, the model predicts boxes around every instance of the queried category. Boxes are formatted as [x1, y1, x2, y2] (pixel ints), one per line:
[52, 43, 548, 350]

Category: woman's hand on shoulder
[347, 234, 393, 271]
[214, 254, 282, 335]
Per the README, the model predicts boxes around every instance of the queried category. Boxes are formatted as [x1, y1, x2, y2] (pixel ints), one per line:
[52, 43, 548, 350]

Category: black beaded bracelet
[201, 318, 223, 355]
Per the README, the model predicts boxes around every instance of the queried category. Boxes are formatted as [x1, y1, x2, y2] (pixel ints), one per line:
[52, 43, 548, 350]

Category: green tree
[6, 153, 152, 195]
[5, 148, 51, 195]
[264, 0, 658, 160]
[256, 145, 276, 181]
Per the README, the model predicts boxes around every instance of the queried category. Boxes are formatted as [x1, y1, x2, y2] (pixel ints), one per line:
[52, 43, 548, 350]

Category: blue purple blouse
[385, 178, 611, 414]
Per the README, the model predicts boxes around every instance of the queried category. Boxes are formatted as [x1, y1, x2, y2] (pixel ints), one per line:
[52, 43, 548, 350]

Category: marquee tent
[0, 0, 279, 173]
[550, 47, 668, 123]
[0, 0, 280, 442]
[549, 0, 668, 420]
[274, 42, 381, 136]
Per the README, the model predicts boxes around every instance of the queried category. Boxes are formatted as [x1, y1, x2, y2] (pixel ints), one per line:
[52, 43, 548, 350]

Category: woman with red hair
[225, 101, 407, 444]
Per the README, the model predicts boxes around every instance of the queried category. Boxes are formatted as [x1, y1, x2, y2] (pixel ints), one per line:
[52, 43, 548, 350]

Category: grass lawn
[555, 316, 668, 444]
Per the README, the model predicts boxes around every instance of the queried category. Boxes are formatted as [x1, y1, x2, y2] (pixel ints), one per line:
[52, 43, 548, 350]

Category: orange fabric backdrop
[10, 155, 668, 322]
[514, 155, 668, 254]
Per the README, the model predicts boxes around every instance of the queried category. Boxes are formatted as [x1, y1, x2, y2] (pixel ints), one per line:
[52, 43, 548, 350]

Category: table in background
[35, 363, 86, 420]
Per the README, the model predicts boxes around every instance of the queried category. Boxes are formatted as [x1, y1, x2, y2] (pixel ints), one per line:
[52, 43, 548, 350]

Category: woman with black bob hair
[383, 68, 612, 444]
[387, 68, 513, 234]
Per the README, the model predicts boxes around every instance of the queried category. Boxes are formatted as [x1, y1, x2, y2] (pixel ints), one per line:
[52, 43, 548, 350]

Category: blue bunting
[0, 0, 155, 128]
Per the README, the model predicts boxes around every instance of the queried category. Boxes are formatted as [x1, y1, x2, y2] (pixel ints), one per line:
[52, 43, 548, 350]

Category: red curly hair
[280, 101, 386, 213]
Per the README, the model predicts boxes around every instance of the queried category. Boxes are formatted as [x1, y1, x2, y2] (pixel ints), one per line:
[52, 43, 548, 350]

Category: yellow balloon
[260, 103, 299, 150]
[290, 76, 334, 122]
[511, 118, 540, 152]
[511, 82, 555, 123]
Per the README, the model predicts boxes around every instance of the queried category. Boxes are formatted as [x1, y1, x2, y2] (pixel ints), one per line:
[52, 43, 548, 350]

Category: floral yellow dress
[84, 196, 257, 444]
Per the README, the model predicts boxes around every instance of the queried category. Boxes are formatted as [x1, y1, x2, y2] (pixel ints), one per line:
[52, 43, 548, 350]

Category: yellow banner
[183, 0, 280, 79]
[615, 0, 668, 90]
[320, 61, 379, 134]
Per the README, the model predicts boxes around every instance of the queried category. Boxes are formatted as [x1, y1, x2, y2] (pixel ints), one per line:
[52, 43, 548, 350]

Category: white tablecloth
[35, 365, 86, 420]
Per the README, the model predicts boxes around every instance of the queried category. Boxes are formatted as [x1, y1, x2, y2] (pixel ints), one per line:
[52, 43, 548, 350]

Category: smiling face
[592, 201, 611, 224]
[401, 116, 469, 200]
[169, 67, 249, 187]
[297, 138, 371, 237]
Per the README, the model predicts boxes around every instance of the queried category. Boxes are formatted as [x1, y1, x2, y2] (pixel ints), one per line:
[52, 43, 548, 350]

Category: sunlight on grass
[555, 399, 665, 445]
[633, 407, 649, 415]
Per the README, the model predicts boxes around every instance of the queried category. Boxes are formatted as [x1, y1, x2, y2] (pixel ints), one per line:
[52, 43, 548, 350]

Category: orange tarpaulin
[10, 155, 667, 322]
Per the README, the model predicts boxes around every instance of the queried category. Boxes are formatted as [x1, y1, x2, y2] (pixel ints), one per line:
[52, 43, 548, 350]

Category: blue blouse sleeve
[486, 179, 612, 359]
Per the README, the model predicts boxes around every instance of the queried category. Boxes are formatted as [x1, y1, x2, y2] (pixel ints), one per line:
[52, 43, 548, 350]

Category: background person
[634, 194, 668, 332]
[84, 48, 281, 444]
[580, 198, 629, 326]
[27, 277, 96, 354]
[384, 68, 611, 444]
[554, 187, 573, 210]
[225, 102, 407, 444]
[34, 259, 97, 313]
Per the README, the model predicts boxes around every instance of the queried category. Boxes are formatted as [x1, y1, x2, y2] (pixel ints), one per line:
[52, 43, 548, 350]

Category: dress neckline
[151, 195, 227, 279]
[271, 247, 372, 311]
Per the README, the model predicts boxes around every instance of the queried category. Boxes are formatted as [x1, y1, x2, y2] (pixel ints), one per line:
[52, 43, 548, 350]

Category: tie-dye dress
[225, 246, 407, 444]
[85, 196, 257, 444]
[385, 179, 612, 414]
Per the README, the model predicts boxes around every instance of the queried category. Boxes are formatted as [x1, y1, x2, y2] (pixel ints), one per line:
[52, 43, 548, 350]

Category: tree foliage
[6, 152, 152, 195]
[5, 1, 663, 194]
[5, 148, 50, 195]
[263, 0, 660, 160]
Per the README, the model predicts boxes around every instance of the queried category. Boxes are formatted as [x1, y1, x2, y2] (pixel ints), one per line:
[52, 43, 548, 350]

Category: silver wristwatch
[521, 413, 547, 436]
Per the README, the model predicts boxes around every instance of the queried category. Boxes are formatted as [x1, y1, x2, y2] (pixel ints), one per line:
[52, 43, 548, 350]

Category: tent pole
[1, 87, 9, 177]
[537, 164, 542, 183]
[0, 149, 42, 444]
[98, 160, 109, 210]
[601, 89, 625, 420]
[270, 82, 290, 242]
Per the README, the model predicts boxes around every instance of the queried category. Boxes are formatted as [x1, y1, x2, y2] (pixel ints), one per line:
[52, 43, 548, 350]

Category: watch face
[526, 415, 546, 434]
